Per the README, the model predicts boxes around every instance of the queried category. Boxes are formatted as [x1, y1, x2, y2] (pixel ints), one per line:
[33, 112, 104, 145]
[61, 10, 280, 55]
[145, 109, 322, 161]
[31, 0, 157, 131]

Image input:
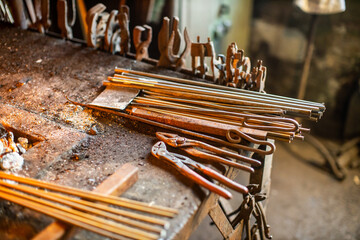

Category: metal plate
[90, 85, 139, 110]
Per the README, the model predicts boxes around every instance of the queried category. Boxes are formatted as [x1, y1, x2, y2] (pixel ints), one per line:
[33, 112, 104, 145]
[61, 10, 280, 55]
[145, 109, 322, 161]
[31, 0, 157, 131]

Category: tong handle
[175, 163, 233, 199]
[199, 167, 248, 194]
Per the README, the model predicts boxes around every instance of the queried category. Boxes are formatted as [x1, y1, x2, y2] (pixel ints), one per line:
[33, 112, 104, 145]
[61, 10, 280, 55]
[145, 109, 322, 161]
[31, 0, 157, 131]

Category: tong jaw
[151, 141, 186, 169]
[156, 132, 191, 148]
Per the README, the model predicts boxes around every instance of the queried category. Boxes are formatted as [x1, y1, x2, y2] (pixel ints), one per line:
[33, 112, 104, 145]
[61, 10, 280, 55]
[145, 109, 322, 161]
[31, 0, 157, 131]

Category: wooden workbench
[0, 24, 273, 240]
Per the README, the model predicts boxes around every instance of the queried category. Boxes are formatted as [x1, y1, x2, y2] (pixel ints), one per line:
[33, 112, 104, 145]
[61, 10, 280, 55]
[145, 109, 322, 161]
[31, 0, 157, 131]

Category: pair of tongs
[151, 141, 248, 199]
[156, 132, 260, 172]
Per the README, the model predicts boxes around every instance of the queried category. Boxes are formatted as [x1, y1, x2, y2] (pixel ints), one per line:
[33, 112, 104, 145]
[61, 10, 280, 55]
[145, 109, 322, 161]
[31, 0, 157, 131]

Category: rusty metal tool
[133, 25, 152, 61]
[229, 185, 272, 240]
[57, 0, 76, 39]
[127, 106, 269, 140]
[104, 9, 119, 52]
[66, 96, 274, 155]
[114, 68, 325, 114]
[152, 141, 249, 199]
[157, 16, 191, 70]
[105, 76, 320, 118]
[191, 36, 218, 81]
[102, 5, 129, 54]
[156, 132, 260, 168]
[0, 171, 178, 217]
[118, 5, 130, 56]
[31, 0, 51, 33]
[86, 3, 108, 48]
[140, 92, 286, 116]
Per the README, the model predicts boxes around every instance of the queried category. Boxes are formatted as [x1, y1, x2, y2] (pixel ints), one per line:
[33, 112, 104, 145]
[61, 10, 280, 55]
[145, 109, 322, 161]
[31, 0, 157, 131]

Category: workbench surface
[0, 24, 249, 239]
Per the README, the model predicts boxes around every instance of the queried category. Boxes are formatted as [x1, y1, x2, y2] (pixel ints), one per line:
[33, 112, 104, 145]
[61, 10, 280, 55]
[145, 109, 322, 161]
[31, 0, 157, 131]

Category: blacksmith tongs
[156, 132, 260, 171]
[151, 141, 249, 199]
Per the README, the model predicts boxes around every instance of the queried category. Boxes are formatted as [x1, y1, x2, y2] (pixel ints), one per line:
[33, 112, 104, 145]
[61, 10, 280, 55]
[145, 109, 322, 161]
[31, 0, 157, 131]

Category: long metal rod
[114, 68, 325, 109]
[136, 106, 294, 142]
[116, 73, 325, 111]
[104, 80, 314, 118]
[143, 92, 286, 115]
[132, 98, 300, 131]
[0, 180, 166, 233]
[66, 96, 272, 156]
[0, 187, 156, 240]
[108, 76, 321, 114]
[0, 172, 177, 217]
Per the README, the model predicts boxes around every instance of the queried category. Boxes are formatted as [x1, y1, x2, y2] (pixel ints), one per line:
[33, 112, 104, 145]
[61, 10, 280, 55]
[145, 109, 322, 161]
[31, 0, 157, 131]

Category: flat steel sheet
[89, 85, 139, 110]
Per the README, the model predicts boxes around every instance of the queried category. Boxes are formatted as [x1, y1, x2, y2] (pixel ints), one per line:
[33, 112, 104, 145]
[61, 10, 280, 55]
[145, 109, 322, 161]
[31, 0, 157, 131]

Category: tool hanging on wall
[118, 5, 130, 56]
[99, 68, 325, 147]
[191, 36, 218, 81]
[0, 0, 14, 24]
[157, 16, 191, 70]
[86, 3, 108, 49]
[104, 9, 120, 52]
[133, 25, 152, 61]
[214, 42, 267, 92]
[8, 0, 50, 33]
[25, 0, 51, 33]
[87, 4, 130, 55]
[57, 0, 76, 39]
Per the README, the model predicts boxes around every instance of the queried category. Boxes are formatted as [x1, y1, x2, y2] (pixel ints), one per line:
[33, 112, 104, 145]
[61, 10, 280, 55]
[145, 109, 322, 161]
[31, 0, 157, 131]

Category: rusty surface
[0, 24, 235, 239]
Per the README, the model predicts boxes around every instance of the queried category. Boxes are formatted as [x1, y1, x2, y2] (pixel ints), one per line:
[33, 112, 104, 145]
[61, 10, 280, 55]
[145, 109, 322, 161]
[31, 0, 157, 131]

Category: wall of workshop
[176, 0, 253, 69]
[249, 0, 360, 139]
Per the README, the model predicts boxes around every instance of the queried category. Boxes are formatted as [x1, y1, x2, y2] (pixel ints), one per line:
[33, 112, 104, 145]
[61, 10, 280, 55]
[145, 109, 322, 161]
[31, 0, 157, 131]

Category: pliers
[156, 132, 260, 170]
[151, 141, 248, 199]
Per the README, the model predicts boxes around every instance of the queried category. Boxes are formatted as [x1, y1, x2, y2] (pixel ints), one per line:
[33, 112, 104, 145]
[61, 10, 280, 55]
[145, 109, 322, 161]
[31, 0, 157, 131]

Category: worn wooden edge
[31, 163, 139, 240]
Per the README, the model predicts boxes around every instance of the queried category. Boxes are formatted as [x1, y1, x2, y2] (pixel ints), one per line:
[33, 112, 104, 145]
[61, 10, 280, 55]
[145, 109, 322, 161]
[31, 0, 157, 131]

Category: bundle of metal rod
[0, 172, 177, 240]
[66, 97, 275, 155]
[113, 68, 325, 120]
[104, 69, 324, 143]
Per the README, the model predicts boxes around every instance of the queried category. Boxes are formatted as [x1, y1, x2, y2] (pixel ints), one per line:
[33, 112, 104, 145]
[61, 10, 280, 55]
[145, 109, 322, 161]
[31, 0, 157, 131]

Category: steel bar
[104, 80, 315, 118]
[66, 96, 272, 156]
[116, 73, 325, 111]
[132, 103, 297, 133]
[143, 92, 286, 115]
[114, 68, 325, 110]
[127, 106, 267, 140]
[108, 76, 321, 115]
[0, 180, 165, 234]
[137, 106, 294, 142]
[0, 172, 177, 217]
[0, 186, 157, 240]
[132, 98, 300, 131]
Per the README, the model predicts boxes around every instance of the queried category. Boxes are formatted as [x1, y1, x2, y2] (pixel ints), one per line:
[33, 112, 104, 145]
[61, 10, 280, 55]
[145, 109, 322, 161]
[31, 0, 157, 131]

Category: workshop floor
[190, 138, 360, 240]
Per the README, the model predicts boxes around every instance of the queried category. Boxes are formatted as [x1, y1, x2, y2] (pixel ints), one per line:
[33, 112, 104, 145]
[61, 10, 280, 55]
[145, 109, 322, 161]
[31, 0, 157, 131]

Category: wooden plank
[31, 163, 139, 240]
[209, 204, 234, 237]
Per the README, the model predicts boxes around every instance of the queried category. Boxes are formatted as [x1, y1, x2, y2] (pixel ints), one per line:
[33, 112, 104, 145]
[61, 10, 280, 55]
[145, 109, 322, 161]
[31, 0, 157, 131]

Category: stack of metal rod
[104, 68, 325, 145]
[0, 172, 177, 240]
